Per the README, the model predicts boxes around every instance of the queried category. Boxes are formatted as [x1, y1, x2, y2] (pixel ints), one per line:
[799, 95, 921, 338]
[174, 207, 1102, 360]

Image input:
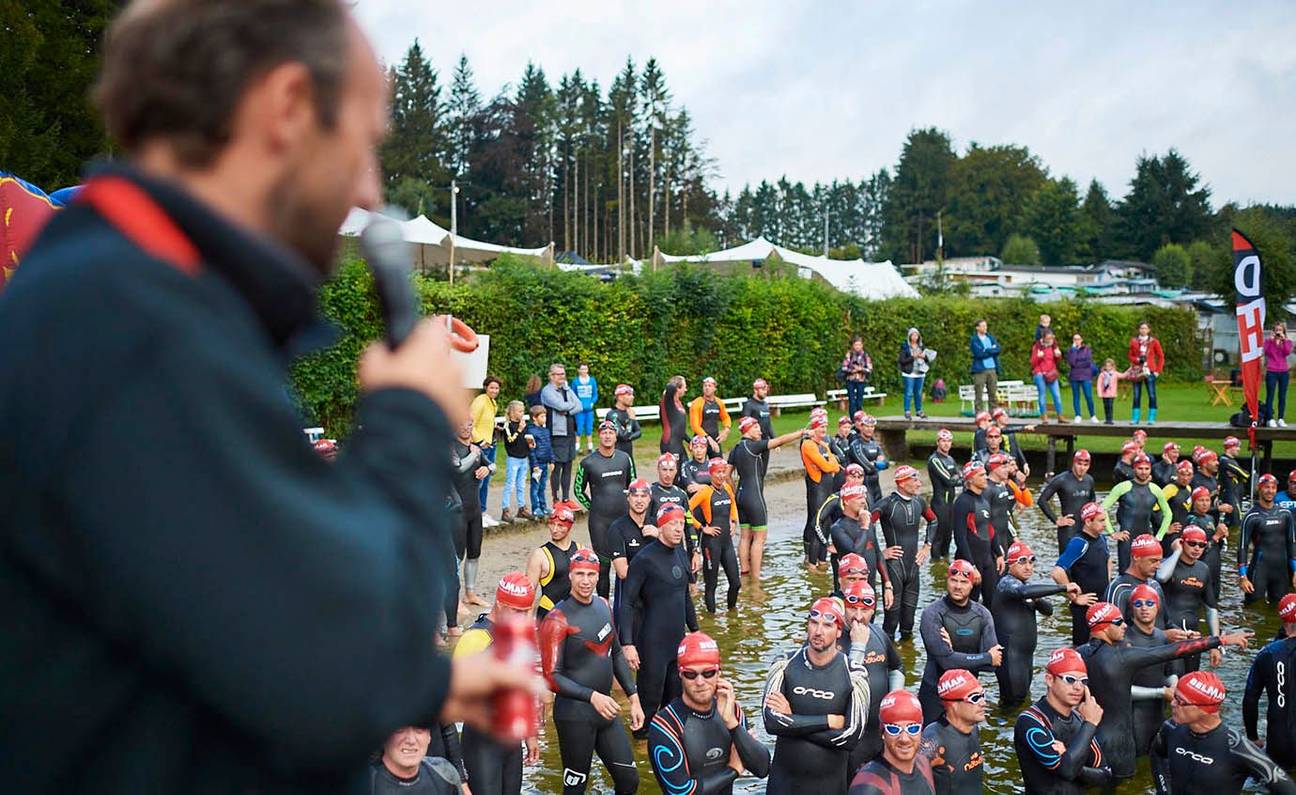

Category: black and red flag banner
[1233, 229, 1265, 447]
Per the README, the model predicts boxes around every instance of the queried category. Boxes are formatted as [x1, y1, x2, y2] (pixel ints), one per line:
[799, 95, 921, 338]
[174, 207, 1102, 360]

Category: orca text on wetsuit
[1243, 594, 1296, 772]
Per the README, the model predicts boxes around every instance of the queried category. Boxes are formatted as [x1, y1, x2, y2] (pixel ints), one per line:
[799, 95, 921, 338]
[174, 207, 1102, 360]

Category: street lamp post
[449, 179, 460, 285]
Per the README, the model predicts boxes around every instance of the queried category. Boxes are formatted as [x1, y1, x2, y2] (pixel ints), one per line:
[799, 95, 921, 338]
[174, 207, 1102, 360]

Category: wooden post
[877, 427, 911, 463]
[1046, 436, 1057, 475]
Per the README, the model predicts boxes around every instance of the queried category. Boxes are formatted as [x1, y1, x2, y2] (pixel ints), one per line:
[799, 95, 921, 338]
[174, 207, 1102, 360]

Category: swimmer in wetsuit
[728, 415, 804, 580]
[740, 378, 776, 477]
[802, 416, 842, 567]
[1244, 593, 1296, 772]
[689, 458, 741, 613]
[849, 690, 936, 795]
[1157, 518, 1221, 672]
[680, 435, 713, 493]
[874, 465, 937, 640]
[525, 504, 580, 622]
[609, 479, 654, 630]
[1152, 670, 1296, 794]
[763, 597, 871, 795]
[994, 540, 1080, 710]
[1192, 449, 1235, 602]
[1125, 583, 1180, 757]
[540, 549, 642, 795]
[840, 580, 904, 773]
[647, 453, 703, 577]
[985, 452, 1032, 556]
[648, 632, 771, 795]
[455, 573, 542, 795]
[1013, 647, 1111, 795]
[1078, 600, 1251, 783]
[1105, 533, 1174, 627]
[917, 559, 1001, 724]
[832, 485, 893, 604]
[1051, 501, 1111, 645]
[850, 412, 889, 504]
[1239, 473, 1296, 606]
[1101, 452, 1171, 571]
[619, 503, 699, 734]
[574, 420, 635, 598]
[927, 429, 961, 560]
[688, 376, 731, 455]
[1113, 441, 1137, 485]
[659, 375, 689, 462]
[1159, 459, 1197, 555]
[1037, 448, 1096, 552]
[816, 464, 865, 568]
[950, 462, 1002, 606]
[604, 383, 641, 458]
[921, 669, 986, 794]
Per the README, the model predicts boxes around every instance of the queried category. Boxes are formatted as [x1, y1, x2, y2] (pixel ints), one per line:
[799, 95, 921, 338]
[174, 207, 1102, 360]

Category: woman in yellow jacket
[469, 375, 502, 516]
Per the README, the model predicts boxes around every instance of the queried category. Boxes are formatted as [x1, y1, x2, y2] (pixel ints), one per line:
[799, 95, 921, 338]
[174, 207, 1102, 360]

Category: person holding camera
[1264, 321, 1293, 428]
[898, 327, 935, 420]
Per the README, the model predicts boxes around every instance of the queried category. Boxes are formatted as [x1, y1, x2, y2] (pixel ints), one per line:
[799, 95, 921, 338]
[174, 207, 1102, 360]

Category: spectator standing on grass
[1128, 322, 1165, 425]
[526, 405, 553, 518]
[970, 319, 1002, 413]
[1265, 322, 1293, 428]
[899, 327, 934, 420]
[470, 376, 501, 520]
[1066, 333, 1098, 423]
[1031, 331, 1066, 422]
[524, 373, 543, 409]
[542, 363, 584, 505]
[842, 336, 874, 416]
[1097, 358, 1122, 425]
[498, 400, 532, 524]
[573, 363, 599, 453]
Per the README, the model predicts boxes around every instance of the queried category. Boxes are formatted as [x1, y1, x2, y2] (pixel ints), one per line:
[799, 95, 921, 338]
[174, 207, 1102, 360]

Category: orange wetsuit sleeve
[688, 487, 713, 526]
[1010, 481, 1034, 507]
[801, 439, 838, 482]
[688, 398, 705, 438]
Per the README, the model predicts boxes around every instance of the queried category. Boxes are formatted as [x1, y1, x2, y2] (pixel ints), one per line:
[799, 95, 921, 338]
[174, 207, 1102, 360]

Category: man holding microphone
[0, 1, 536, 791]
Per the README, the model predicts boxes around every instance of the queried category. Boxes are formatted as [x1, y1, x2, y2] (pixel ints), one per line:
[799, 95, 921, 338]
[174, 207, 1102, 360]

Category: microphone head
[359, 208, 418, 348]
[359, 210, 410, 272]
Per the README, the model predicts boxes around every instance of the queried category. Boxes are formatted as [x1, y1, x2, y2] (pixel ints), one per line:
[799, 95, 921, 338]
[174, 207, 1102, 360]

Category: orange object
[433, 314, 478, 352]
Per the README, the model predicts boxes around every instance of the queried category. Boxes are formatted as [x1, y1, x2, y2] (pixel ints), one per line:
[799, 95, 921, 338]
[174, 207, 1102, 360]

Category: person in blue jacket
[574, 363, 599, 454]
[970, 319, 1002, 414]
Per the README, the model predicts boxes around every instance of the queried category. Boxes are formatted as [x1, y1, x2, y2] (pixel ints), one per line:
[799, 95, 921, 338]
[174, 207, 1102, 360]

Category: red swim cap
[845, 463, 866, 478]
[1045, 647, 1087, 676]
[1198, 450, 1218, 465]
[838, 415, 853, 427]
[656, 504, 686, 525]
[1132, 453, 1152, 467]
[691, 434, 710, 447]
[840, 484, 868, 503]
[495, 572, 536, 610]
[948, 559, 980, 583]
[1176, 670, 1226, 712]
[1224, 436, 1240, 449]
[1181, 526, 1208, 544]
[842, 580, 876, 607]
[974, 411, 991, 424]
[1278, 593, 1296, 623]
[598, 419, 617, 432]
[1005, 540, 1034, 565]
[1131, 534, 1162, 559]
[992, 407, 1008, 420]
[628, 478, 651, 494]
[1131, 583, 1160, 606]
[853, 410, 868, 424]
[987, 453, 1012, 471]
[1258, 473, 1278, 487]
[752, 378, 769, 389]
[1073, 448, 1091, 463]
[1163, 441, 1180, 453]
[676, 632, 721, 669]
[893, 465, 920, 483]
[657, 453, 678, 468]
[551, 504, 576, 526]
[878, 690, 924, 725]
[1081, 502, 1105, 522]
[808, 417, 828, 431]
[838, 553, 869, 577]
[1190, 486, 1212, 503]
[937, 669, 982, 701]
[570, 547, 600, 574]
[1133, 429, 1148, 441]
[1121, 441, 1139, 455]
[937, 428, 954, 442]
[961, 461, 985, 479]
[808, 596, 845, 628]
[1086, 602, 1122, 630]
[738, 416, 760, 434]
[707, 457, 729, 476]
[1176, 460, 1195, 474]
[615, 383, 634, 397]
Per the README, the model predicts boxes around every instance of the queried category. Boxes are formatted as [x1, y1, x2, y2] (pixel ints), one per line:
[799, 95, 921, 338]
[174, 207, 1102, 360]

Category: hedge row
[292, 255, 1203, 436]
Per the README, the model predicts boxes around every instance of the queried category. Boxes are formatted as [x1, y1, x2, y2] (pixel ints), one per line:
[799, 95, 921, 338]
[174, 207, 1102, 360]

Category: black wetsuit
[648, 482, 693, 553]
[848, 756, 936, 795]
[740, 396, 775, 478]
[1000, 427, 1029, 472]
[917, 595, 998, 723]
[951, 488, 1001, 607]
[831, 513, 888, 596]
[659, 383, 688, 460]
[1239, 503, 1296, 605]
[694, 396, 727, 452]
[1191, 471, 1229, 602]
[762, 646, 869, 795]
[841, 623, 903, 773]
[648, 697, 771, 795]
[539, 595, 639, 794]
[729, 437, 772, 529]
[604, 406, 642, 458]
[873, 491, 938, 638]
[609, 513, 650, 630]
[817, 492, 845, 557]
[985, 480, 1020, 553]
[537, 540, 578, 621]
[1113, 459, 1135, 485]
[927, 450, 960, 559]
[850, 432, 887, 504]
[1158, 547, 1217, 672]
[691, 483, 740, 612]
[993, 576, 1066, 709]
[1153, 457, 1178, 487]
[1151, 720, 1296, 794]
[618, 538, 699, 729]
[1013, 697, 1109, 795]
[575, 448, 635, 598]
[1244, 635, 1296, 771]
[458, 615, 525, 795]
[1078, 634, 1221, 780]
[1055, 529, 1110, 644]
[1221, 453, 1251, 518]
[1126, 623, 1177, 756]
[919, 717, 983, 794]
[1106, 571, 1168, 627]
[450, 439, 486, 625]
[1037, 469, 1096, 552]
[368, 758, 461, 794]
[680, 456, 712, 491]
[803, 438, 839, 564]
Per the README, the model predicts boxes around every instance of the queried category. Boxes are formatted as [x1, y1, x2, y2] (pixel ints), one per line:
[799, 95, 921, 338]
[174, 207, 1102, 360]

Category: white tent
[338, 211, 551, 266]
[655, 238, 919, 300]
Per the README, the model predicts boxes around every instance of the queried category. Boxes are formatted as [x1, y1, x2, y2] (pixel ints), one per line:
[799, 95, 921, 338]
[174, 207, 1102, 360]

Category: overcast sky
[353, 1, 1296, 207]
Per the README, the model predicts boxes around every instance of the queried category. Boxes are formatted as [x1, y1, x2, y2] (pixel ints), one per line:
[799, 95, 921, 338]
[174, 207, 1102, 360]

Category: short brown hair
[94, 0, 349, 167]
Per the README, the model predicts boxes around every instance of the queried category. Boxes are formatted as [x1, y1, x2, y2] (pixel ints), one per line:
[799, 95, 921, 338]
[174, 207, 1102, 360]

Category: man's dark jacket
[0, 167, 455, 792]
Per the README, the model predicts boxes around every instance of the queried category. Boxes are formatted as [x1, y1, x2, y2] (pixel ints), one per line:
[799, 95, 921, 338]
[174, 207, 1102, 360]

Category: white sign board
[454, 333, 490, 388]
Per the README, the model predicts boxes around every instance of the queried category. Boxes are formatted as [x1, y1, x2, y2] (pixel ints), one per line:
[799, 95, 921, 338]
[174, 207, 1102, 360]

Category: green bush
[292, 256, 1203, 436]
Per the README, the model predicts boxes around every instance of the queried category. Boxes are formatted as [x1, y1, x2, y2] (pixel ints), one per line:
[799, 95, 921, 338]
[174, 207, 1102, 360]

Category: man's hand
[916, 544, 931, 565]
[717, 679, 741, 730]
[691, 551, 702, 573]
[1218, 503, 1233, 515]
[623, 645, 640, 671]
[1111, 530, 1130, 542]
[627, 407, 636, 419]
[1167, 522, 1182, 535]
[719, 428, 730, 443]
[764, 691, 791, 715]
[1073, 591, 1097, 607]
[884, 545, 904, 560]
[1165, 628, 1197, 642]
[524, 736, 540, 764]
[532, 467, 541, 480]
[826, 544, 837, 556]
[1220, 630, 1254, 649]
[1209, 648, 1223, 668]
[883, 585, 894, 609]
[628, 695, 645, 731]
[441, 652, 546, 732]
[939, 628, 952, 648]
[988, 644, 1003, 667]
[702, 525, 721, 537]
[1057, 516, 1076, 528]
[707, 437, 720, 453]
[474, 466, 490, 480]
[1241, 576, 1255, 594]
[850, 619, 870, 645]
[1065, 582, 1081, 598]
[996, 555, 1005, 574]
[1214, 524, 1229, 542]
[826, 714, 846, 730]
[590, 691, 621, 720]
[1077, 687, 1103, 725]
[643, 525, 660, 538]
[359, 318, 467, 422]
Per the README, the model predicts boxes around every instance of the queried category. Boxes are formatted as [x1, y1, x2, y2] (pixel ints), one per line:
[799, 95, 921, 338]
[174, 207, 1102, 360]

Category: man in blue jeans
[970, 319, 1002, 413]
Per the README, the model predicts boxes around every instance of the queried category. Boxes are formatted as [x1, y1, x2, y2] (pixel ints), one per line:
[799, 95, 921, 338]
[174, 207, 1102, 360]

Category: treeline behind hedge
[293, 256, 1202, 435]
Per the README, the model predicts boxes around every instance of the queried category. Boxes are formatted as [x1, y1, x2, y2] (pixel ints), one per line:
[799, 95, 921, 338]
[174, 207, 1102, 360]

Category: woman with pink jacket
[1264, 321, 1293, 427]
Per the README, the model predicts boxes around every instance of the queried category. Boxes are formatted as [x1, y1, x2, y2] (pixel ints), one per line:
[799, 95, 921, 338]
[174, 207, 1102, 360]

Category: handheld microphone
[360, 211, 418, 350]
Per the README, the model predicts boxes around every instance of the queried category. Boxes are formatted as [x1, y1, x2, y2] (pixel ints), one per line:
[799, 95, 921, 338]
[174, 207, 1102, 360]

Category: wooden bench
[767, 393, 825, 416]
[826, 387, 888, 412]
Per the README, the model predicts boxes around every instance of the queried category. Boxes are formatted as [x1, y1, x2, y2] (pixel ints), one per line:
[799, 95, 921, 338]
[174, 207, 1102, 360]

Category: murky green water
[519, 477, 1284, 793]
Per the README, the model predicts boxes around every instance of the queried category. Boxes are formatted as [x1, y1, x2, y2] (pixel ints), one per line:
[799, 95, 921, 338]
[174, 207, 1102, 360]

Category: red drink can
[491, 612, 538, 741]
